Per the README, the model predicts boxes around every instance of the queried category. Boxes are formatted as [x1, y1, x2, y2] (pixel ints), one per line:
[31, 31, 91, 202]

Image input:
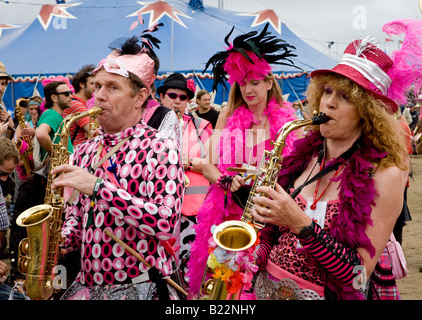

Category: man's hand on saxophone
[50, 163, 98, 196]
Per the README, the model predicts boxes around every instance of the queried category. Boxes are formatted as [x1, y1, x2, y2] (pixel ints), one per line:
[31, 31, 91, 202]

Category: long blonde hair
[306, 74, 408, 170]
[225, 73, 284, 118]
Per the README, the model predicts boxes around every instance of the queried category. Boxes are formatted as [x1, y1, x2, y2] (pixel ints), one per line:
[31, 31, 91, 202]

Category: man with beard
[62, 64, 96, 147]
[35, 81, 74, 163]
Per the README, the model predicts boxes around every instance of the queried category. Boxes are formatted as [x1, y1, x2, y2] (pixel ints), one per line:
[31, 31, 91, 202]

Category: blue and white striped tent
[0, 0, 335, 112]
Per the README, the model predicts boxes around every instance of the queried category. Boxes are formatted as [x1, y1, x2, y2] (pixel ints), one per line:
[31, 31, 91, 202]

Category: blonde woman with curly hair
[251, 26, 422, 300]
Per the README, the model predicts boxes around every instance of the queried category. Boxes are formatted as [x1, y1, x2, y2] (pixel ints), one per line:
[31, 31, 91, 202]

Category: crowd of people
[0, 19, 420, 301]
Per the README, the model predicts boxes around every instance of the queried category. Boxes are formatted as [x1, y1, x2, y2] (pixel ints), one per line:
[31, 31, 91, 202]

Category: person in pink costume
[187, 23, 301, 296]
[251, 19, 422, 300]
[50, 29, 185, 300]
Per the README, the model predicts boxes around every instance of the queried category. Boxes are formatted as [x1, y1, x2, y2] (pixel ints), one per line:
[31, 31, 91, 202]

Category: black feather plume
[204, 22, 301, 92]
[107, 23, 163, 58]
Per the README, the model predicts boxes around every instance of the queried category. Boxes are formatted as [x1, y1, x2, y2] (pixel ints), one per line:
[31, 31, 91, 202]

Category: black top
[193, 108, 219, 129]
[146, 105, 172, 130]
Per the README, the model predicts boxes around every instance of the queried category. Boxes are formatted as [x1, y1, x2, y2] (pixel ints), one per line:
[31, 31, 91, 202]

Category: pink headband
[94, 50, 156, 89]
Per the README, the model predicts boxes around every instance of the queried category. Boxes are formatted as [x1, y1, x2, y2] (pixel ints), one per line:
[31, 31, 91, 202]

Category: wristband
[87, 178, 103, 227]
[187, 158, 193, 171]
[92, 178, 103, 196]
[216, 174, 234, 191]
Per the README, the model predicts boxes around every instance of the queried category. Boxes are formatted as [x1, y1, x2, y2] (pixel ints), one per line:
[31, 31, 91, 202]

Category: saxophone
[15, 98, 34, 174]
[200, 112, 329, 300]
[174, 108, 190, 187]
[87, 107, 100, 139]
[16, 107, 102, 300]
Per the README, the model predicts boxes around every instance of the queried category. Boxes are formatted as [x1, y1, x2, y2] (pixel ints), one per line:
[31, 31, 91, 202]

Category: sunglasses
[54, 91, 73, 97]
[166, 92, 188, 101]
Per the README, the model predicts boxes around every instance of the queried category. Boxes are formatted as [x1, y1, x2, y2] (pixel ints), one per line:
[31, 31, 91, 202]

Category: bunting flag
[0, 23, 19, 38]
[237, 9, 282, 34]
[127, 1, 193, 29]
[37, 2, 82, 31]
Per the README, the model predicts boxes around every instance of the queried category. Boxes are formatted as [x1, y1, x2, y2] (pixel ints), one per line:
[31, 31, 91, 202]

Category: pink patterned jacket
[61, 121, 184, 286]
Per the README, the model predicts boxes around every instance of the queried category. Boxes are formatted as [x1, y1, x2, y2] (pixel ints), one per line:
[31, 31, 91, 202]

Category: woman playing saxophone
[187, 23, 300, 296]
[251, 28, 419, 300]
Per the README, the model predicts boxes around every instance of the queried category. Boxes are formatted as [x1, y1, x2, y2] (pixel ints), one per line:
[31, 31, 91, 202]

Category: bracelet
[87, 178, 102, 227]
[92, 178, 103, 197]
[188, 158, 193, 171]
[216, 174, 234, 191]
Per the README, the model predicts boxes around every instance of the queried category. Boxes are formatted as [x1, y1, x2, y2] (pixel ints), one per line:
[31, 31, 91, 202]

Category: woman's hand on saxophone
[50, 164, 98, 196]
[251, 183, 312, 234]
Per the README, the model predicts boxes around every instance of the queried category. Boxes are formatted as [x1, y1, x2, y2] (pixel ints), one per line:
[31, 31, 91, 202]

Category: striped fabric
[299, 222, 363, 286]
[369, 249, 400, 300]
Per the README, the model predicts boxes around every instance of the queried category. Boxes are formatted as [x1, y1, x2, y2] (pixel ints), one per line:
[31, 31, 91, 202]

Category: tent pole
[32, 73, 41, 96]
[192, 70, 205, 90]
[282, 72, 303, 102]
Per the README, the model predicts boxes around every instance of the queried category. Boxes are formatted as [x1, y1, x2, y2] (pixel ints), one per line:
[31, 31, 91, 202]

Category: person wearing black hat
[158, 73, 212, 280]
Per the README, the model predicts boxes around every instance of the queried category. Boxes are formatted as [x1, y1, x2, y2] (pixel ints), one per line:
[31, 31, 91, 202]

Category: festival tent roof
[0, 0, 336, 110]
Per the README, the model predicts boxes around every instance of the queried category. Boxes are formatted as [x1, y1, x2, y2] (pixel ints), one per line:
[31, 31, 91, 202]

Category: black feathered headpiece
[93, 23, 163, 88]
[203, 23, 299, 92]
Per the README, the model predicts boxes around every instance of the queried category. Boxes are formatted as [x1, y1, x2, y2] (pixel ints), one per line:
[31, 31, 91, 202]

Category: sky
[204, 0, 421, 61]
[0, 0, 421, 62]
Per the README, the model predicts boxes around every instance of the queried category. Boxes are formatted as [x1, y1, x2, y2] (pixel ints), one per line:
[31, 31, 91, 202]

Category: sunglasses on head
[54, 91, 73, 97]
[166, 92, 188, 101]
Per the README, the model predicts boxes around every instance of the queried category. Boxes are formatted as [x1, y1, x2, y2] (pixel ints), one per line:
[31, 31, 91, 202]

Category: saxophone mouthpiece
[311, 112, 329, 125]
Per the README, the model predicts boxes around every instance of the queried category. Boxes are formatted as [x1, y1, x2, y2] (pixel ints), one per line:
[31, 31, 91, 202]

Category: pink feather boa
[272, 131, 386, 299]
[187, 98, 297, 294]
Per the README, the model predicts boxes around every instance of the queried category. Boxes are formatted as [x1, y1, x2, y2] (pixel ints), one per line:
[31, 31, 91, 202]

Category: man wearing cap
[49, 35, 184, 300]
[157, 73, 212, 278]
[0, 62, 14, 138]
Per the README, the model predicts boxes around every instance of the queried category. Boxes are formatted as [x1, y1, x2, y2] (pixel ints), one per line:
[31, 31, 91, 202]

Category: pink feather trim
[276, 131, 385, 299]
[186, 99, 297, 294]
[41, 75, 75, 92]
[383, 19, 422, 104]
[224, 46, 272, 85]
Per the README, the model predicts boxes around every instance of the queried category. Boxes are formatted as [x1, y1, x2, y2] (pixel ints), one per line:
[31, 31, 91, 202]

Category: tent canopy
[0, 0, 335, 110]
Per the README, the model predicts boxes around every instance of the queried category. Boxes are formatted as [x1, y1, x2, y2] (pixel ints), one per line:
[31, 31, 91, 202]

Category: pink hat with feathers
[204, 23, 299, 92]
[311, 19, 422, 114]
[93, 23, 162, 89]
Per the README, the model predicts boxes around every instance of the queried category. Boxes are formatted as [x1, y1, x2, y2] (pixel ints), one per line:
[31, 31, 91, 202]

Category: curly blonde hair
[306, 74, 408, 170]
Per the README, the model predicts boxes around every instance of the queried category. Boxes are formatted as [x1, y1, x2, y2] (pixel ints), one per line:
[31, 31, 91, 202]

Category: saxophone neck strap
[66, 135, 131, 205]
[289, 138, 362, 199]
[94, 136, 131, 170]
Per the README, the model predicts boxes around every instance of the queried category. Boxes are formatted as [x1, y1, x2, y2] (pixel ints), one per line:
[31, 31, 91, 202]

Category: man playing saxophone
[49, 33, 184, 300]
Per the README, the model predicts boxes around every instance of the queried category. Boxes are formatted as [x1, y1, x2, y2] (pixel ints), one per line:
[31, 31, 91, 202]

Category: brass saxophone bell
[213, 220, 257, 252]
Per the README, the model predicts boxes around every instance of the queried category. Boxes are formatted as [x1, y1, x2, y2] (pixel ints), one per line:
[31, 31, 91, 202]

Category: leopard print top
[268, 193, 340, 286]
